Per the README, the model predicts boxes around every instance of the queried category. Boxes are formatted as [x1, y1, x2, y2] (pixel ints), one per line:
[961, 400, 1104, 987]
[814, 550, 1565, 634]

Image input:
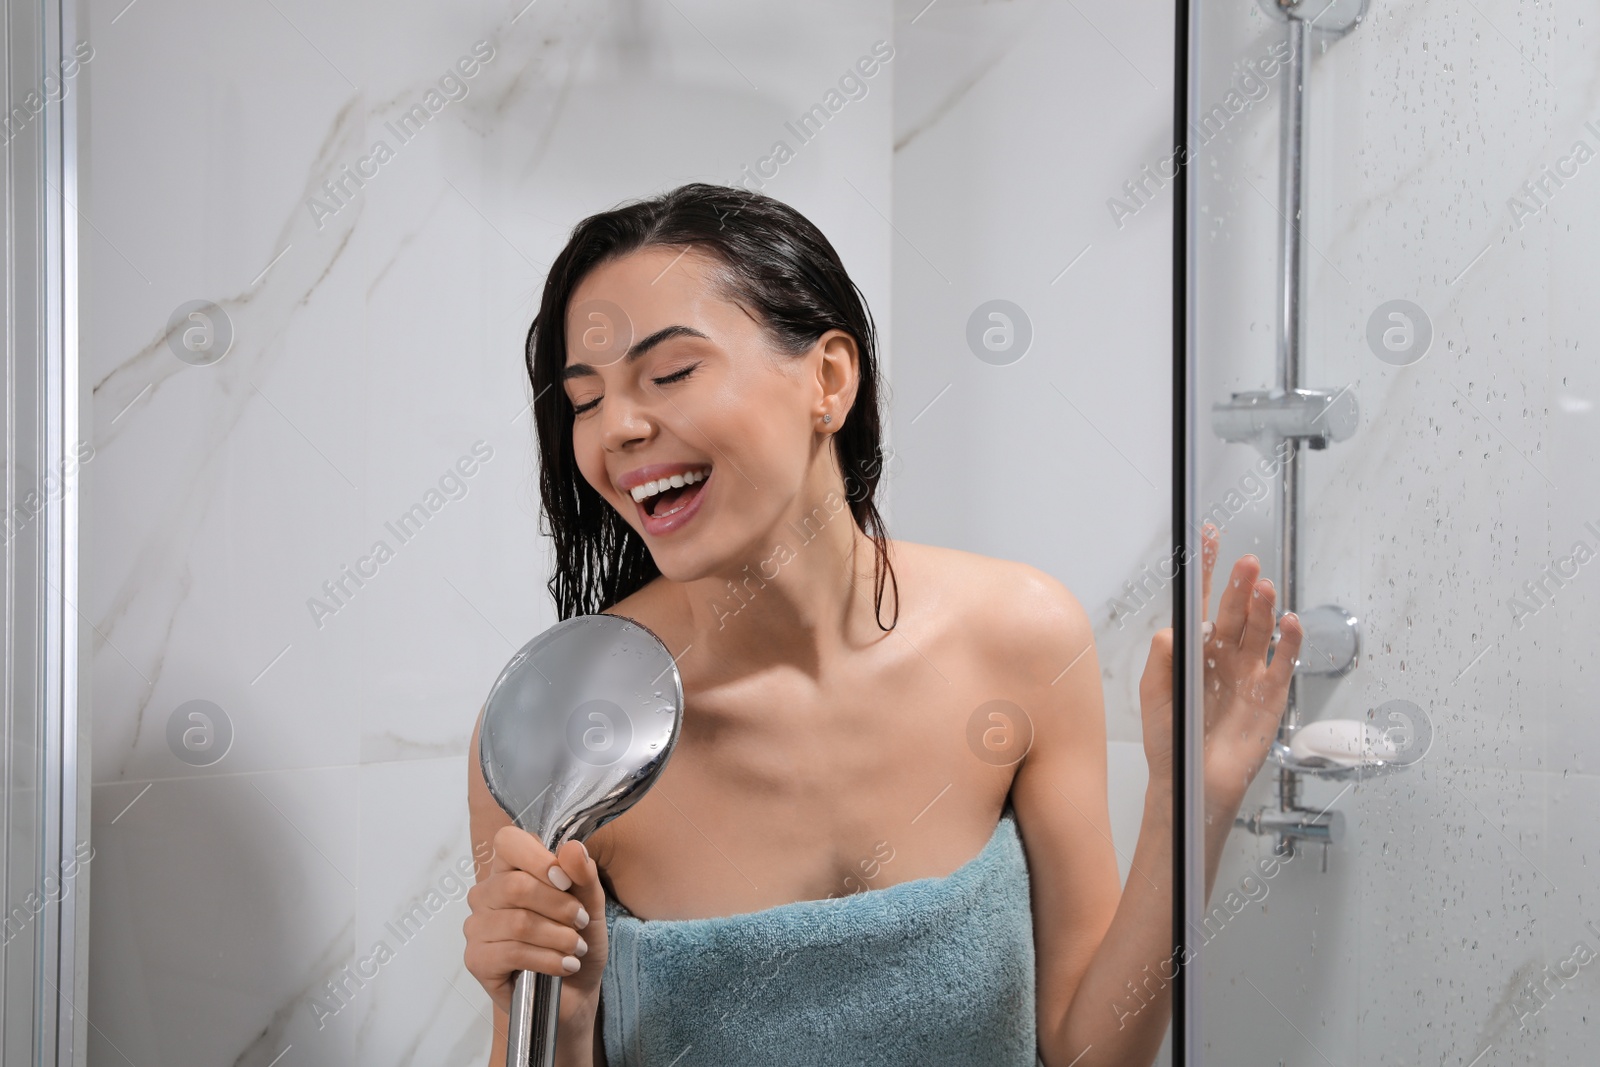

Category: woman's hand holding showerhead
[463, 825, 609, 1029]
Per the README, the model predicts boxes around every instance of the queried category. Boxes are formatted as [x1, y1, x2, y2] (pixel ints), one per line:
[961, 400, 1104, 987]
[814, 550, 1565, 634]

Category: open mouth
[631, 466, 711, 520]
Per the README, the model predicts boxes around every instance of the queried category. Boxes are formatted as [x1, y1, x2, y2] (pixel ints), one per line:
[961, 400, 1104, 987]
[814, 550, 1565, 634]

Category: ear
[815, 329, 861, 427]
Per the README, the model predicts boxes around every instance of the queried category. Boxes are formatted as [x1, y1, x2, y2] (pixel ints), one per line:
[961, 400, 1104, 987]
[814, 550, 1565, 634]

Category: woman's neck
[680, 502, 888, 681]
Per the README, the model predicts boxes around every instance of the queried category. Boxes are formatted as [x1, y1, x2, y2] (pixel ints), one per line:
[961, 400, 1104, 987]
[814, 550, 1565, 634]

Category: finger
[1269, 610, 1303, 684]
[489, 824, 553, 878]
[1211, 554, 1262, 647]
[470, 907, 589, 961]
[1240, 577, 1277, 657]
[467, 933, 588, 982]
[1143, 627, 1173, 675]
[1200, 524, 1218, 623]
[490, 827, 581, 903]
[476, 868, 586, 925]
[464, 937, 583, 1016]
[1138, 627, 1175, 711]
[554, 840, 603, 931]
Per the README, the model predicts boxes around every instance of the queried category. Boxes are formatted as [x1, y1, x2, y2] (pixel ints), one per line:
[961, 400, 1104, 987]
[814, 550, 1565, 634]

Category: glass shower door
[1188, 0, 1600, 1063]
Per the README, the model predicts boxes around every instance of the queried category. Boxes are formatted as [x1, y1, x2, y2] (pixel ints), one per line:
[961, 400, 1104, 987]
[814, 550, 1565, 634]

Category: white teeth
[629, 467, 708, 502]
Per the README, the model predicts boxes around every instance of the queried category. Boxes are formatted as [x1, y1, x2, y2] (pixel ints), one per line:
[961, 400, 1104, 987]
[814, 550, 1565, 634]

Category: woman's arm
[1008, 529, 1300, 1067]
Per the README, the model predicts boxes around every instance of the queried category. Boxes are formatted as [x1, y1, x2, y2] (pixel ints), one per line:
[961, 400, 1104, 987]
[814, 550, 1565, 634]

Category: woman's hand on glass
[463, 826, 608, 1029]
[1138, 523, 1302, 812]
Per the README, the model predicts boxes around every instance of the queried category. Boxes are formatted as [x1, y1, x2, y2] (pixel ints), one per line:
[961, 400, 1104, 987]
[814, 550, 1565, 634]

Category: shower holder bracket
[1211, 387, 1359, 456]
[1235, 803, 1345, 869]
[1290, 603, 1359, 676]
[1258, 0, 1368, 38]
[1235, 803, 1343, 844]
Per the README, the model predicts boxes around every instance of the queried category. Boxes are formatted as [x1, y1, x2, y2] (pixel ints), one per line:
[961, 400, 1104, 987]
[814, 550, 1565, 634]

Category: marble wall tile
[88, 768, 360, 1066]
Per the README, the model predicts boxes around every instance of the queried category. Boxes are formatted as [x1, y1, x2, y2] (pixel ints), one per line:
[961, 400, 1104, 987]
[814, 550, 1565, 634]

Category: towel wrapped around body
[600, 807, 1039, 1066]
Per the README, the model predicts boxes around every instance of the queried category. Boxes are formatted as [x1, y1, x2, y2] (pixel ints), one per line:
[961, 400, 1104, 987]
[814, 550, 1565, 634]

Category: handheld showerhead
[478, 612, 685, 1066]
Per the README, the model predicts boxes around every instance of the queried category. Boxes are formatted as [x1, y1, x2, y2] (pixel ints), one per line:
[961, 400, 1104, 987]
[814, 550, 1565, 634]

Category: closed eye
[569, 361, 701, 416]
[651, 362, 700, 387]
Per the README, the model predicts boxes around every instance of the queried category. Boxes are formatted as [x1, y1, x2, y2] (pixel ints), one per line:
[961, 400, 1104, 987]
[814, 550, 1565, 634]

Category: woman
[463, 182, 1300, 1067]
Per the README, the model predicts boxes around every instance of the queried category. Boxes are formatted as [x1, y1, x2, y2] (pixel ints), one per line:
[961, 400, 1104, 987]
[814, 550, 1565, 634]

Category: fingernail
[575, 936, 588, 957]
[575, 906, 590, 930]
[548, 865, 573, 891]
[561, 955, 581, 973]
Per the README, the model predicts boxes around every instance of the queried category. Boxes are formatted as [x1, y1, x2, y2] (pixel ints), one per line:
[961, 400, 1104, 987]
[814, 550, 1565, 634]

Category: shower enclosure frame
[1170, 0, 1199, 1063]
[2, 0, 88, 1062]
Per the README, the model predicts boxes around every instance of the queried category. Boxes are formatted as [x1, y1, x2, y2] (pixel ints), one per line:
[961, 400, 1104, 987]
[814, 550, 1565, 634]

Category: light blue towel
[600, 807, 1038, 1066]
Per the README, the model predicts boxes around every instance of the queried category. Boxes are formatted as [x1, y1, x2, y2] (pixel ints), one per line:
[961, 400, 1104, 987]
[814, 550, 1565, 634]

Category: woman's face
[562, 246, 857, 582]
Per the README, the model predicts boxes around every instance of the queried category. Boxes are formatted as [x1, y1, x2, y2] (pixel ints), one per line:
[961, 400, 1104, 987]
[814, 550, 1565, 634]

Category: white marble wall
[1191, 2, 1600, 1064]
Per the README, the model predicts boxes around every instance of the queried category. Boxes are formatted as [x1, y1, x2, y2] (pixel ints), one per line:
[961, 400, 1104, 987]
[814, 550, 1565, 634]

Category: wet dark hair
[524, 182, 898, 629]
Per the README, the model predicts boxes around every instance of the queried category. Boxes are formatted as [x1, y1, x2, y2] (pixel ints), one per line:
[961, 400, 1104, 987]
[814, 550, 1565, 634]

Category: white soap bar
[1289, 719, 1398, 767]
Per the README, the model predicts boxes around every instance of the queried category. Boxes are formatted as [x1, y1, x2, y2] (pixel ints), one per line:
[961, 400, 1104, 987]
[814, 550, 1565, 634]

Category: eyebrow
[562, 324, 710, 380]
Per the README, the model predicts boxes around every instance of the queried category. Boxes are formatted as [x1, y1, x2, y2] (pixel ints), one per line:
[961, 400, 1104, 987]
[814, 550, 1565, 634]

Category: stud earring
[822, 413, 832, 424]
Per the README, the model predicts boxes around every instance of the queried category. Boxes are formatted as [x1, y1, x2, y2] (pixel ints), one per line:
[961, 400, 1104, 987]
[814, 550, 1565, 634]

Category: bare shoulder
[599, 576, 694, 648]
[889, 540, 1093, 671]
